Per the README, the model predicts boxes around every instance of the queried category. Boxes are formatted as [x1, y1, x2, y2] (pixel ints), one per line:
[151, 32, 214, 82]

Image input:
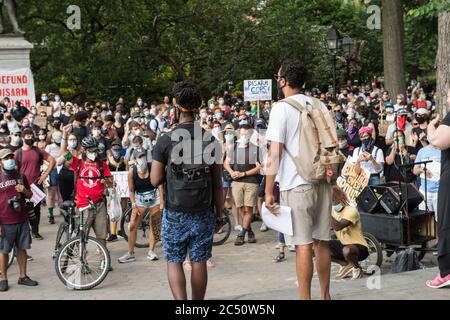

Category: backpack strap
[98, 160, 104, 179]
[281, 97, 307, 113]
[17, 148, 22, 171]
[17, 147, 44, 172]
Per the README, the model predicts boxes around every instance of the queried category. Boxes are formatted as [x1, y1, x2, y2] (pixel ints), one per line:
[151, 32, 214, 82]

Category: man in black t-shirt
[151, 81, 223, 300]
[224, 125, 261, 246]
[69, 111, 88, 145]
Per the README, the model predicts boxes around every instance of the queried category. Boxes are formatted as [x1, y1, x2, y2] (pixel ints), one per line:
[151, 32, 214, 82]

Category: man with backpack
[14, 128, 56, 240]
[264, 59, 348, 300]
[151, 80, 224, 300]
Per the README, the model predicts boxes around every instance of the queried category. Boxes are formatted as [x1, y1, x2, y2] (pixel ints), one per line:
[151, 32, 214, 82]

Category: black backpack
[165, 127, 214, 213]
[391, 247, 423, 273]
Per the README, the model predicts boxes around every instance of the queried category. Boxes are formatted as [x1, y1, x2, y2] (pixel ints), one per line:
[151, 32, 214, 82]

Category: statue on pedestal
[0, 0, 24, 35]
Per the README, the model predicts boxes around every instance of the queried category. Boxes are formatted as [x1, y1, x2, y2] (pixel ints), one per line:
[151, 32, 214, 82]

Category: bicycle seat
[62, 200, 76, 209]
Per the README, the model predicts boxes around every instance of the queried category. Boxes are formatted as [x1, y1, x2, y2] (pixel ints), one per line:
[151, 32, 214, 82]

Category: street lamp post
[326, 28, 353, 102]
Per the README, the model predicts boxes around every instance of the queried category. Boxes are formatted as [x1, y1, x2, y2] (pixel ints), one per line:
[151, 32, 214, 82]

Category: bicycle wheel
[360, 232, 383, 275]
[120, 208, 150, 248]
[7, 247, 15, 268]
[55, 236, 111, 290]
[53, 222, 69, 259]
[213, 210, 232, 246]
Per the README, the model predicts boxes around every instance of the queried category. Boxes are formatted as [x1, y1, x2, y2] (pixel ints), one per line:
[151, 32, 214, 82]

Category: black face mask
[277, 81, 285, 100]
[24, 138, 34, 146]
[416, 116, 427, 124]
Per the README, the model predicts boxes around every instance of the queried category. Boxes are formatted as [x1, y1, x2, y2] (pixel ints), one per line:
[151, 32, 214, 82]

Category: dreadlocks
[172, 80, 202, 113]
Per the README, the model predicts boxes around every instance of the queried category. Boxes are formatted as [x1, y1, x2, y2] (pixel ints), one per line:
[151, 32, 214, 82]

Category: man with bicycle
[0, 149, 38, 291]
[61, 127, 114, 269]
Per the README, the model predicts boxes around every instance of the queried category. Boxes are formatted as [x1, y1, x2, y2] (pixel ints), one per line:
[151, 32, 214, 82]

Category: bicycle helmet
[81, 136, 99, 151]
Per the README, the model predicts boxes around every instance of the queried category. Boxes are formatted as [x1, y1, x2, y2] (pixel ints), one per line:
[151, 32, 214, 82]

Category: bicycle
[53, 200, 78, 259]
[54, 196, 111, 290]
[120, 204, 161, 248]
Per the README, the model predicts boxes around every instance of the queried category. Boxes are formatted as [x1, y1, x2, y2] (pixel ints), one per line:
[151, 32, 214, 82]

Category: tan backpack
[281, 96, 342, 184]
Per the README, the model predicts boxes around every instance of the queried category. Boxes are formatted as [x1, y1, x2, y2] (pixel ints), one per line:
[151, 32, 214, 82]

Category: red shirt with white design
[72, 157, 111, 208]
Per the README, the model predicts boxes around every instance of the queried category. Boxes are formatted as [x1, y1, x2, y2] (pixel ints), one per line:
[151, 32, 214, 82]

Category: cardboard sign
[112, 171, 129, 198]
[244, 79, 272, 102]
[34, 116, 47, 129]
[378, 120, 389, 137]
[337, 163, 369, 207]
[37, 104, 52, 116]
[0, 68, 36, 107]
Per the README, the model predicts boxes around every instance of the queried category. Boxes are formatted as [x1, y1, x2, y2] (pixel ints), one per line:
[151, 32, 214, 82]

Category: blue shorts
[222, 177, 232, 188]
[161, 208, 215, 263]
[49, 168, 59, 187]
[135, 189, 160, 208]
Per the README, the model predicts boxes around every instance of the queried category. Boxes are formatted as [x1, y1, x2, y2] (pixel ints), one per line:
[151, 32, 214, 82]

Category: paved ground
[0, 210, 446, 300]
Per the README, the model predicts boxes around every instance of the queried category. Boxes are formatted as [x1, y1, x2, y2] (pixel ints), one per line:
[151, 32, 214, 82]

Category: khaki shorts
[281, 184, 332, 246]
[232, 181, 259, 208]
[76, 199, 108, 240]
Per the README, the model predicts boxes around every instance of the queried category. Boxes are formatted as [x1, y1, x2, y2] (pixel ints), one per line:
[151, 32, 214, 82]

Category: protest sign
[30, 183, 46, 207]
[0, 68, 36, 108]
[112, 171, 129, 198]
[34, 116, 47, 129]
[337, 163, 369, 207]
[244, 79, 272, 102]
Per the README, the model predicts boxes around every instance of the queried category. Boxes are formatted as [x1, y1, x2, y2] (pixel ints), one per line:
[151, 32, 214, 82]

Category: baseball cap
[415, 108, 430, 116]
[111, 139, 122, 147]
[0, 148, 13, 159]
[255, 118, 267, 129]
[398, 108, 408, 115]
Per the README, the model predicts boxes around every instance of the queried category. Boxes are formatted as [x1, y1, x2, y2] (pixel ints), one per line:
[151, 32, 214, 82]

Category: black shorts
[329, 239, 369, 262]
[0, 221, 32, 254]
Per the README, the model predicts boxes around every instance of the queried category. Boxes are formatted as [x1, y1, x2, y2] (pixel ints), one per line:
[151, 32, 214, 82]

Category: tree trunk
[382, 0, 406, 98]
[436, 2, 450, 118]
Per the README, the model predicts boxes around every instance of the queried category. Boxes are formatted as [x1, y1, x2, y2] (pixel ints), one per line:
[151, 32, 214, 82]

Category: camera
[8, 196, 21, 212]
[26, 202, 37, 222]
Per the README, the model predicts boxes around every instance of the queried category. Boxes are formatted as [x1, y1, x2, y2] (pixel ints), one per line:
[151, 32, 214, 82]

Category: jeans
[368, 176, 381, 186]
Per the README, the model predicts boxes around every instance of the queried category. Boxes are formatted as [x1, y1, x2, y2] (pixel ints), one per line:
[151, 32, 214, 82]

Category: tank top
[133, 164, 154, 193]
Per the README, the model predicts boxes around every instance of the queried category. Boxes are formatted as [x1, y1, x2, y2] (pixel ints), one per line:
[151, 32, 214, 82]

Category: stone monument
[0, 0, 35, 107]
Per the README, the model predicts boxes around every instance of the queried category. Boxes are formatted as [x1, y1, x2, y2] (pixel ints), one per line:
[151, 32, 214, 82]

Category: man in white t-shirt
[264, 59, 347, 300]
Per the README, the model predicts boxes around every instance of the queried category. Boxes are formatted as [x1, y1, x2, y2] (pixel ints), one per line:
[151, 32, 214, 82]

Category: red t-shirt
[14, 147, 50, 185]
[72, 157, 111, 208]
[0, 171, 30, 225]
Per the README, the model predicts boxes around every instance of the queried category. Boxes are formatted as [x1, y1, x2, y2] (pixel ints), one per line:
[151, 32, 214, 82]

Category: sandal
[273, 252, 286, 263]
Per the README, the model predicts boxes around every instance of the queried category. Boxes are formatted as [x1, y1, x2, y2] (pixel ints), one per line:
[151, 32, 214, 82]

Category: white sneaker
[118, 252, 136, 263]
[288, 245, 296, 252]
[351, 267, 363, 280]
[234, 225, 243, 232]
[147, 250, 159, 261]
[260, 222, 268, 232]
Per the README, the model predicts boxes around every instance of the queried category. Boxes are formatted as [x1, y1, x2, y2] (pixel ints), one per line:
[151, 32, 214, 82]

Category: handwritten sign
[337, 163, 369, 207]
[0, 68, 36, 108]
[112, 171, 129, 198]
[244, 79, 272, 102]
[34, 116, 47, 129]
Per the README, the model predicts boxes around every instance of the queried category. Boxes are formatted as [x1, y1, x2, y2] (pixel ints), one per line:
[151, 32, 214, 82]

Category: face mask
[416, 116, 427, 124]
[339, 141, 348, 149]
[39, 135, 46, 141]
[212, 127, 221, 135]
[239, 120, 248, 126]
[335, 111, 344, 122]
[2, 159, 15, 171]
[31, 109, 37, 115]
[209, 103, 215, 110]
[29, 118, 34, 125]
[55, 137, 62, 144]
[411, 107, 417, 113]
[112, 149, 121, 158]
[134, 129, 142, 136]
[137, 100, 143, 106]
[162, 111, 169, 118]
[333, 203, 344, 212]
[24, 138, 34, 146]
[55, 96, 61, 102]
[355, 113, 363, 121]
[122, 115, 127, 120]
[225, 133, 234, 142]
[42, 96, 48, 101]
[12, 136, 21, 144]
[150, 109, 156, 117]
[215, 113, 223, 120]
[137, 158, 147, 172]
[277, 81, 285, 100]
[218, 99, 225, 106]
[397, 99, 402, 104]
[86, 151, 97, 161]
[53, 122, 61, 129]
[69, 141, 78, 149]
[398, 137, 405, 144]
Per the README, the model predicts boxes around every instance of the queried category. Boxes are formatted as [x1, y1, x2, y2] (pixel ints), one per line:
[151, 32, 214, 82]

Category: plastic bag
[391, 247, 424, 273]
[107, 188, 122, 222]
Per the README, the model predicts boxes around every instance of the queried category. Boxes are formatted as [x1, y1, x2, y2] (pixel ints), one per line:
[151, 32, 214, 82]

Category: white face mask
[55, 96, 61, 102]
[212, 127, 221, 135]
[137, 158, 147, 172]
[86, 151, 97, 161]
[225, 134, 234, 142]
[134, 129, 142, 136]
[239, 136, 249, 145]
[12, 136, 21, 144]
